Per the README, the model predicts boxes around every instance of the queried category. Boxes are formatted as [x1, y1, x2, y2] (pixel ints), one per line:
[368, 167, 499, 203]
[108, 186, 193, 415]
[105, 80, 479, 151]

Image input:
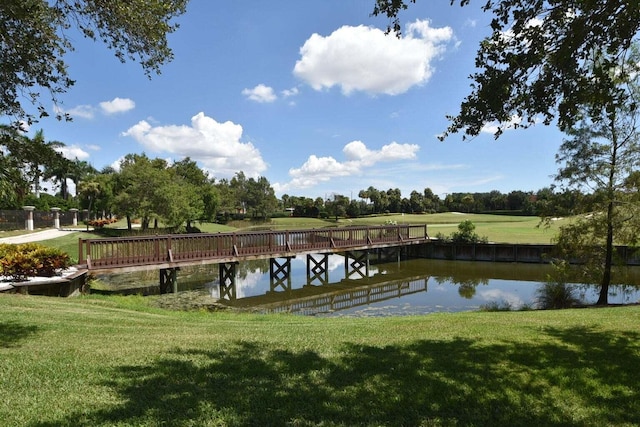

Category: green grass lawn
[1, 294, 638, 426]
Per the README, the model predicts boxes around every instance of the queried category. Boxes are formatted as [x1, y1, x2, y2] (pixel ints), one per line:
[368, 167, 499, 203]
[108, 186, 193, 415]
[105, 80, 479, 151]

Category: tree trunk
[126, 215, 132, 231]
[597, 202, 614, 305]
[598, 117, 619, 306]
[60, 178, 68, 200]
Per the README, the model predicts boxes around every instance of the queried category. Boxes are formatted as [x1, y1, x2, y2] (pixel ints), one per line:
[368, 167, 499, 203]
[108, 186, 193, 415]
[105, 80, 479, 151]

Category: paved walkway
[0, 228, 80, 244]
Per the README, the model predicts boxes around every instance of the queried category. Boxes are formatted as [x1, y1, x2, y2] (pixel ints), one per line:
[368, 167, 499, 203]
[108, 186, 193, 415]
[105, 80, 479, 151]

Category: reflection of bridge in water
[217, 255, 430, 314]
[222, 273, 430, 316]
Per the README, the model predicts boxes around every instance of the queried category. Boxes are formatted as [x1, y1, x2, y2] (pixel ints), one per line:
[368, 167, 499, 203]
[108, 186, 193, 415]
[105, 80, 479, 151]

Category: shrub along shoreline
[1, 294, 639, 426]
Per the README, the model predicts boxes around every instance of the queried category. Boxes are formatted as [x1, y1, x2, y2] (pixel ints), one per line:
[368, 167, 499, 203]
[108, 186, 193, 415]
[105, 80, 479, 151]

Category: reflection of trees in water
[434, 276, 489, 299]
[236, 259, 269, 280]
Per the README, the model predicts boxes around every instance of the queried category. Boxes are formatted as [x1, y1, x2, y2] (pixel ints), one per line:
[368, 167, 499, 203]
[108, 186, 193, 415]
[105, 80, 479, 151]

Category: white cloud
[56, 145, 90, 160]
[242, 84, 277, 103]
[275, 140, 419, 192]
[498, 17, 544, 47]
[343, 140, 418, 166]
[100, 97, 135, 114]
[122, 112, 267, 177]
[480, 115, 523, 135]
[53, 97, 134, 119]
[55, 104, 96, 119]
[110, 156, 125, 172]
[281, 87, 299, 98]
[293, 19, 454, 95]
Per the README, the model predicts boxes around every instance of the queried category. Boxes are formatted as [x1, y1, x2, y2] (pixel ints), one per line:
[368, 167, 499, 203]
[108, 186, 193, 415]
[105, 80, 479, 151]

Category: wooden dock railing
[78, 225, 429, 271]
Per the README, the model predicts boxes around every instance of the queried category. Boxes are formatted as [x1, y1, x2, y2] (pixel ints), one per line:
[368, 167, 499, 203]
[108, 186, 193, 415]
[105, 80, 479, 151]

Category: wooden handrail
[78, 225, 429, 270]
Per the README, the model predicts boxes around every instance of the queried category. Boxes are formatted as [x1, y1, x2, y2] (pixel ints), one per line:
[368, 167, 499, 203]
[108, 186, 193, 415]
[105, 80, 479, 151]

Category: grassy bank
[1, 294, 639, 426]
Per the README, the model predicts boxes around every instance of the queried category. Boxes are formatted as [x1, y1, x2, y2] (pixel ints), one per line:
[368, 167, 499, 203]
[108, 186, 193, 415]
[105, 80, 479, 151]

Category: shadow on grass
[0, 320, 40, 348]
[35, 327, 640, 426]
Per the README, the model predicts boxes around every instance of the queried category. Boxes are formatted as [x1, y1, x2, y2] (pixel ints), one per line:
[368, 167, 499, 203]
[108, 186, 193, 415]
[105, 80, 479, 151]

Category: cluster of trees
[0, 126, 95, 209]
[72, 156, 277, 231]
[0, 127, 279, 231]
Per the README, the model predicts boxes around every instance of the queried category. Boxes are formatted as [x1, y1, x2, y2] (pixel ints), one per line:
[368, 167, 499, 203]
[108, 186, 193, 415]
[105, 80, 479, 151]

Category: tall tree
[372, 0, 640, 138]
[14, 129, 68, 198]
[229, 171, 248, 214]
[325, 194, 350, 221]
[386, 188, 402, 213]
[77, 179, 101, 218]
[171, 157, 217, 225]
[113, 154, 167, 230]
[409, 190, 424, 213]
[553, 89, 640, 305]
[1, 0, 187, 126]
[245, 176, 278, 220]
[547, 43, 640, 305]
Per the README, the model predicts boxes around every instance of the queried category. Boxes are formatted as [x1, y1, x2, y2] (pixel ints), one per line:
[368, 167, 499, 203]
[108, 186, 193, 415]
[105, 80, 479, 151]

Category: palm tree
[77, 179, 101, 218]
[21, 129, 68, 198]
[43, 149, 72, 199]
[69, 159, 97, 197]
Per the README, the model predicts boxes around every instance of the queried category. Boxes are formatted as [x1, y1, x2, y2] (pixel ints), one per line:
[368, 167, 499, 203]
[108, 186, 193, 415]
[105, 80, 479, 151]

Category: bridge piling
[307, 254, 329, 286]
[219, 262, 238, 300]
[345, 251, 370, 279]
[270, 257, 293, 292]
[159, 268, 179, 294]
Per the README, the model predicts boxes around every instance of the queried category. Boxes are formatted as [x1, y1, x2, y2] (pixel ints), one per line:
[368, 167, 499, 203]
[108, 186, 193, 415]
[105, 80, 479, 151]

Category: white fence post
[22, 206, 35, 231]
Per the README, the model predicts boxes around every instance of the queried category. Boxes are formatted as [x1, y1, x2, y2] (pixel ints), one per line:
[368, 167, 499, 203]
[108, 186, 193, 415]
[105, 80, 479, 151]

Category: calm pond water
[96, 255, 640, 317]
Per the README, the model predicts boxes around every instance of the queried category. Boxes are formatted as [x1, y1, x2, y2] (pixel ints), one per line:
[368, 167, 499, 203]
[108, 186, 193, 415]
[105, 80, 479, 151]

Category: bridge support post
[219, 262, 238, 300]
[307, 254, 329, 286]
[375, 247, 403, 264]
[270, 257, 293, 292]
[159, 267, 180, 294]
[345, 251, 369, 279]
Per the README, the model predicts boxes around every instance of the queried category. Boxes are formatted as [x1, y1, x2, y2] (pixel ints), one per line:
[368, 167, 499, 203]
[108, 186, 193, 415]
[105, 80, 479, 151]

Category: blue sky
[25, 1, 563, 199]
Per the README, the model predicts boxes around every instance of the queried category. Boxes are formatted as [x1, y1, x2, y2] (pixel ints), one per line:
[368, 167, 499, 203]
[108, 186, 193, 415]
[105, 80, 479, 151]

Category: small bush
[435, 221, 488, 244]
[536, 282, 581, 309]
[0, 243, 70, 281]
[537, 260, 582, 309]
[85, 218, 118, 229]
[434, 232, 451, 242]
[450, 220, 488, 243]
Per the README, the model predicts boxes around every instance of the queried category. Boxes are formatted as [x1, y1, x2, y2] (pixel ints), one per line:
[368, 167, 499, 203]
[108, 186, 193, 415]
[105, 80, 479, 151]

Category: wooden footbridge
[78, 224, 430, 293]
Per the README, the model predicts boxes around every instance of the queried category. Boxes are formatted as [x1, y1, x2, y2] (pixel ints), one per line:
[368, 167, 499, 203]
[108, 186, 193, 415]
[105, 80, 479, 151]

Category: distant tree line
[281, 186, 593, 219]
